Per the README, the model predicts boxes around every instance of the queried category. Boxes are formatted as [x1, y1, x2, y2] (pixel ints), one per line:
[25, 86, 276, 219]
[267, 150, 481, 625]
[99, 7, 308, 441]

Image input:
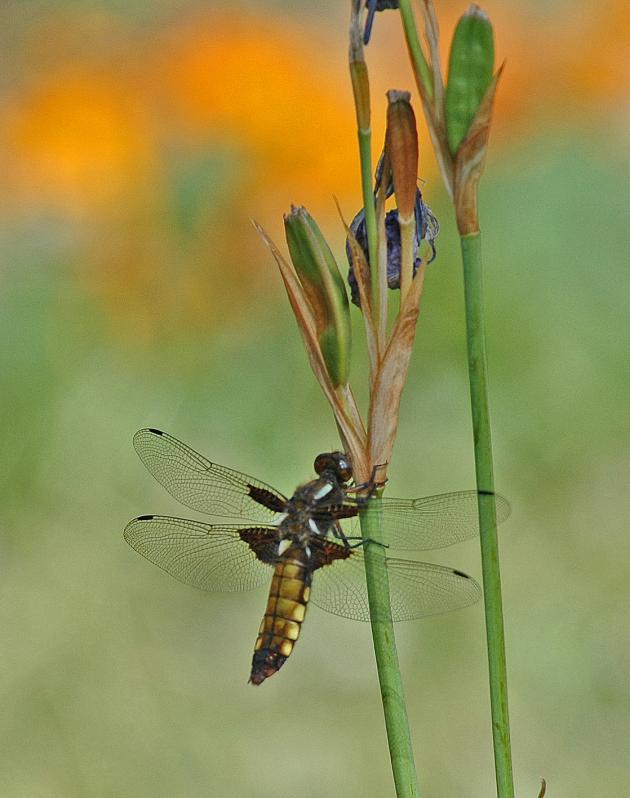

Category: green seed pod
[284, 207, 351, 387]
[445, 4, 495, 155]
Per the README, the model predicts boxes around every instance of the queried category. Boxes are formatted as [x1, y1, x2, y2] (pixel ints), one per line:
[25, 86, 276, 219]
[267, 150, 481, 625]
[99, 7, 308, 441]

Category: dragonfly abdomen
[250, 550, 311, 685]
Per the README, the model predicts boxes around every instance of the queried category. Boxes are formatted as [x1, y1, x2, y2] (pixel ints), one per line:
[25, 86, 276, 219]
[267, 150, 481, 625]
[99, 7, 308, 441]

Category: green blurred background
[1, 1, 628, 795]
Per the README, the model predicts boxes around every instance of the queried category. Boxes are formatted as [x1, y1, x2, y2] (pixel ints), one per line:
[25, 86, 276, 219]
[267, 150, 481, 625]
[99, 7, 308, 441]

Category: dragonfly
[124, 428, 510, 685]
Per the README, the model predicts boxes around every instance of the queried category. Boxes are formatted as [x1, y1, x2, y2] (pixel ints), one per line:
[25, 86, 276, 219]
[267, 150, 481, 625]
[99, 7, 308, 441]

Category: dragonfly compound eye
[331, 452, 352, 483]
[313, 453, 333, 475]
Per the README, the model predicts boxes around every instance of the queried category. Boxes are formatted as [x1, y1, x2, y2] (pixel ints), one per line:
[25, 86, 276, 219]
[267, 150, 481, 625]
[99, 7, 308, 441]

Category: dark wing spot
[247, 485, 286, 513]
[310, 537, 353, 570]
[147, 428, 163, 435]
[239, 527, 279, 565]
[452, 569, 471, 579]
[136, 515, 154, 521]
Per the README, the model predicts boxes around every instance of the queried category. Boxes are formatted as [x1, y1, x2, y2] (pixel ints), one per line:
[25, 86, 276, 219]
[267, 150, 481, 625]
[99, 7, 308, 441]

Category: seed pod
[386, 90, 418, 225]
[445, 4, 494, 155]
[284, 207, 351, 387]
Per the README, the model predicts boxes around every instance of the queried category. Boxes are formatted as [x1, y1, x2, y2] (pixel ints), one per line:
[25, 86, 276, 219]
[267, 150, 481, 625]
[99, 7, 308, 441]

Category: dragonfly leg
[343, 536, 389, 550]
[328, 523, 389, 550]
[346, 462, 389, 496]
[330, 521, 352, 548]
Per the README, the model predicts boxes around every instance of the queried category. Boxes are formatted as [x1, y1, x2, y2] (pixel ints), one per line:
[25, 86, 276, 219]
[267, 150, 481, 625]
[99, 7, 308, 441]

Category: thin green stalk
[360, 500, 420, 798]
[358, 130, 379, 313]
[397, 3, 455, 199]
[398, 0, 433, 98]
[460, 232, 514, 798]
[349, 45, 379, 323]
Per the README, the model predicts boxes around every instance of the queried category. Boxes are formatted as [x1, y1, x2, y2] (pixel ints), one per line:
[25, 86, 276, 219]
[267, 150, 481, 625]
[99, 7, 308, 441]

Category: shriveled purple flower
[363, 0, 400, 45]
[346, 182, 439, 308]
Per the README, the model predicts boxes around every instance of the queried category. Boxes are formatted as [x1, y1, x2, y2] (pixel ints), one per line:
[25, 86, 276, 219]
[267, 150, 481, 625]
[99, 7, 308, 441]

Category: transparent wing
[124, 515, 277, 592]
[133, 428, 287, 521]
[311, 551, 481, 621]
[337, 491, 511, 550]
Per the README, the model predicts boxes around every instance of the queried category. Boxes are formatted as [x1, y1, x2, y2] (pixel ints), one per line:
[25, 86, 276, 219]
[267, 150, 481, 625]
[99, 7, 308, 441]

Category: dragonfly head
[313, 451, 353, 484]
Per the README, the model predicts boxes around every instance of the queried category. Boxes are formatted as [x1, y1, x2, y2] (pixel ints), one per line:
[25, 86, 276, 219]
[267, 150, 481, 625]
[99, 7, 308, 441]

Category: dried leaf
[420, 0, 445, 121]
[337, 383, 369, 476]
[375, 150, 390, 344]
[368, 263, 426, 469]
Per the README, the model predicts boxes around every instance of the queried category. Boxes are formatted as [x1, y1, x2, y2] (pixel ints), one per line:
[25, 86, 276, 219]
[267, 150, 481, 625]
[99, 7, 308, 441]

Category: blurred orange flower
[4, 68, 158, 217]
[1, 1, 626, 341]
[152, 13, 361, 216]
[4, 2, 626, 219]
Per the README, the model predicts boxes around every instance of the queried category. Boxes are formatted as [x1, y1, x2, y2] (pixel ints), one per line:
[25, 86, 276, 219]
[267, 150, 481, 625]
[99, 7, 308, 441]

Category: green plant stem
[398, 0, 433, 98]
[460, 232, 515, 798]
[398, 3, 455, 199]
[358, 130, 379, 314]
[360, 501, 420, 798]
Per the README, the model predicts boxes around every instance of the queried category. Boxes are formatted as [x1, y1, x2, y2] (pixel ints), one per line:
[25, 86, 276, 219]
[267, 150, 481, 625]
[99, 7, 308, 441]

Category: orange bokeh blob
[1, 2, 626, 339]
[152, 13, 361, 209]
[4, 68, 158, 217]
[4, 2, 626, 220]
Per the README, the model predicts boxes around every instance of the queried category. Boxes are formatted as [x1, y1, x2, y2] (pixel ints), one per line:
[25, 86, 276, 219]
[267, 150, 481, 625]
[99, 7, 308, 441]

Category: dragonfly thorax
[280, 475, 347, 543]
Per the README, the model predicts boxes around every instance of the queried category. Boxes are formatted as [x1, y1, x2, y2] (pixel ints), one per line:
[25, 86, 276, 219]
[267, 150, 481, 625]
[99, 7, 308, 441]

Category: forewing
[133, 428, 287, 521]
[310, 551, 481, 621]
[338, 491, 511, 550]
[124, 515, 276, 592]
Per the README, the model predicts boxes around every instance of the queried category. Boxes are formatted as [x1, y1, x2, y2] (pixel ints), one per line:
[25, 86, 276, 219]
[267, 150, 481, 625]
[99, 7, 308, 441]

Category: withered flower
[363, 0, 401, 45]
[346, 161, 439, 308]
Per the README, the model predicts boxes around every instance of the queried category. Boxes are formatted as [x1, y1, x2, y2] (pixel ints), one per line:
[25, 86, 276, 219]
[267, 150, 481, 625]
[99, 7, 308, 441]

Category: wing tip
[497, 494, 512, 522]
[133, 428, 165, 458]
[133, 427, 164, 439]
[123, 515, 155, 542]
[479, 489, 512, 523]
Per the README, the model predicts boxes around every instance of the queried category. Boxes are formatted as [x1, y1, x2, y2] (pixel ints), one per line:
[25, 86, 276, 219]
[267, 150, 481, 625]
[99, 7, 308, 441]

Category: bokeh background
[1, 0, 628, 796]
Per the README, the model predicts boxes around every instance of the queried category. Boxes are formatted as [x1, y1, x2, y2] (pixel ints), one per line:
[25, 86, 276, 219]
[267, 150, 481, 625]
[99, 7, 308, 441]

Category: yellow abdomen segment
[249, 552, 311, 685]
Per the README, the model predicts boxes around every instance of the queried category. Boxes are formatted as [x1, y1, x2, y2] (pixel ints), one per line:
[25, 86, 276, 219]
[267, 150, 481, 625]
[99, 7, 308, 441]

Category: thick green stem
[361, 501, 420, 798]
[460, 233, 515, 798]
